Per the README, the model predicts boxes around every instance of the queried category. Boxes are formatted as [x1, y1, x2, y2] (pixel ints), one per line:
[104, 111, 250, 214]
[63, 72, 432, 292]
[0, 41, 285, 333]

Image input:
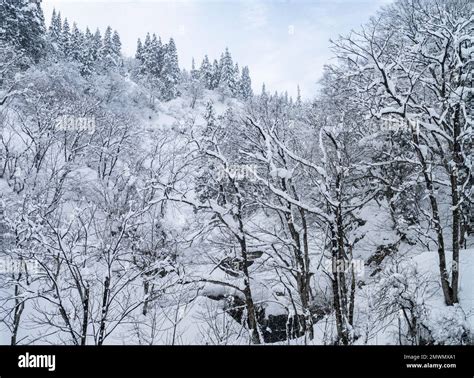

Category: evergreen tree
[1, 0, 46, 64]
[218, 47, 235, 97]
[161, 38, 180, 100]
[135, 38, 143, 62]
[204, 100, 216, 131]
[92, 28, 103, 63]
[61, 18, 72, 59]
[141, 33, 152, 74]
[199, 55, 213, 89]
[190, 58, 199, 80]
[239, 66, 253, 100]
[112, 31, 122, 58]
[296, 85, 302, 108]
[81, 27, 95, 75]
[70, 22, 84, 63]
[99, 27, 120, 68]
[156, 36, 164, 75]
[85, 27, 92, 40]
[210, 59, 220, 90]
[102, 26, 114, 62]
[259, 83, 269, 109]
[233, 63, 240, 95]
[148, 34, 161, 76]
[48, 8, 61, 38]
[188, 58, 204, 108]
[143, 33, 151, 53]
[47, 8, 62, 56]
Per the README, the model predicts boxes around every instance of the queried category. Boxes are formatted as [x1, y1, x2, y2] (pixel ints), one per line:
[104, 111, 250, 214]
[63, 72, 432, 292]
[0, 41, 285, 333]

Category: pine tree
[81, 27, 95, 75]
[188, 58, 204, 108]
[190, 58, 199, 80]
[102, 26, 114, 64]
[92, 28, 102, 63]
[233, 63, 240, 96]
[141, 33, 152, 74]
[112, 30, 122, 58]
[239, 66, 253, 100]
[70, 22, 84, 63]
[156, 36, 164, 75]
[61, 18, 72, 59]
[211, 59, 220, 90]
[161, 38, 180, 100]
[143, 33, 151, 53]
[47, 8, 62, 56]
[148, 34, 161, 76]
[1, 0, 46, 64]
[204, 100, 216, 130]
[296, 85, 302, 108]
[218, 48, 235, 97]
[260, 83, 269, 108]
[135, 33, 164, 104]
[48, 8, 61, 37]
[199, 55, 213, 89]
[135, 38, 144, 62]
[84, 27, 93, 45]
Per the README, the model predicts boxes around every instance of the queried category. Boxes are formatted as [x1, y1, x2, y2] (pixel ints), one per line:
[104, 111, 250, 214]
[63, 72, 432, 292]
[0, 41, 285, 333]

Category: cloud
[241, 0, 268, 30]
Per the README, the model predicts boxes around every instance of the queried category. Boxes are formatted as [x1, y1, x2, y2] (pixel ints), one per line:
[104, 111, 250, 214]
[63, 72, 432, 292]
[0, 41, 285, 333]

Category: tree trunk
[237, 201, 261, 344]
[11, 281, 25, 346]
[331, 225, 349, 345]
[98, 276, 110, 345]
[450, 106, 462, 304]
[412, 129, 453, 305]
[81, 285, 90, 346]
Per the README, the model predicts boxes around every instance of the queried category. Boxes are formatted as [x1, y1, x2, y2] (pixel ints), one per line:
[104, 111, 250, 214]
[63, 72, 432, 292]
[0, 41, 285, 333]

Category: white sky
[42, 0, 393, 99]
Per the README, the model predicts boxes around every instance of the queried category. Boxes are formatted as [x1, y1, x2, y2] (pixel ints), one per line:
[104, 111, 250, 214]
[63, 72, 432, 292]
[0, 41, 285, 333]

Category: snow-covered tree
[61, 18, 72, 59]
[161, 38, 180, 100]
[101, 26, 121, 68]
[199, 55, 213, 89]
[70, 22, 85, 63]
[47, 8, 62, 58]
[112, 30, 122, 61]
[135, 38, 144, 62]
[330, 0, 472, 306]
[91, 28, 103, 63]
[1, 0, 46, 65]
[218, 48, 236, 98]
[210, 58, 220, 90]
[239, 66, 253, 100]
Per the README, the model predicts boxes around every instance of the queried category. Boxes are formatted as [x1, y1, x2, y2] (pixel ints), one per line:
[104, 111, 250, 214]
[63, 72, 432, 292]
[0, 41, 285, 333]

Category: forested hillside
[0, 0, 472, 345]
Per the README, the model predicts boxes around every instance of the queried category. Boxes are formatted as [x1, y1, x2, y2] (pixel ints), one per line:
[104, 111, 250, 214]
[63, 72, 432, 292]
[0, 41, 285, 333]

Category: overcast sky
[42, 0, 392, 99]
